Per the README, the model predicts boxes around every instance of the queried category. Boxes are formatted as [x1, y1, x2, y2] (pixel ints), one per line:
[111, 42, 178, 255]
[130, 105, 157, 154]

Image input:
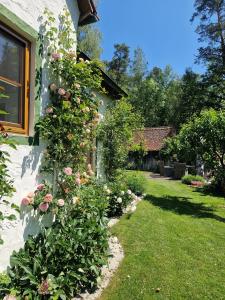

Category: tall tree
[129, 66, 181, 127]
[191, 0, 225, 71]
[106, 43, 130, 88]
[77, 24, 102, 59]
[130, 47, 148, 86]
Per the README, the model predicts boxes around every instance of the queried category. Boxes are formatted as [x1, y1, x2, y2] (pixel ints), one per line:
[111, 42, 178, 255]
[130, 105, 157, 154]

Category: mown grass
[100, 174, 225, 300]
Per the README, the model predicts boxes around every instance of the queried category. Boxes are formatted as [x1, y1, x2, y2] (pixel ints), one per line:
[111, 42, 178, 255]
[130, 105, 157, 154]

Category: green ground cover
[100, 174, 225, 300]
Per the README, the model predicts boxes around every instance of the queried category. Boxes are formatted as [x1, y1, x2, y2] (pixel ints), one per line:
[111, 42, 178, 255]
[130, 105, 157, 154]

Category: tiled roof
[134, 127, 175, 151]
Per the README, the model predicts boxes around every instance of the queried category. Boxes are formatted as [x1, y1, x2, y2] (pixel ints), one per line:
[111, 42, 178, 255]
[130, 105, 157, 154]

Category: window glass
[0, 80, 21, 124]
[0, 31, 24, 83]
[0, 23, 29, 133]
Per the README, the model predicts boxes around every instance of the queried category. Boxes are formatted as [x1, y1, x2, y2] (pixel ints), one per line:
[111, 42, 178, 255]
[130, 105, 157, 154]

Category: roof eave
[77, 52, 128, 99]
[77, 0, 100, 27]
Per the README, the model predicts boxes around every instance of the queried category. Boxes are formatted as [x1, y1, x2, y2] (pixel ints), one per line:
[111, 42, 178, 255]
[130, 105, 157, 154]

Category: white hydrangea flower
[121, 191, 125, 195]
[127, 190, 132, 195]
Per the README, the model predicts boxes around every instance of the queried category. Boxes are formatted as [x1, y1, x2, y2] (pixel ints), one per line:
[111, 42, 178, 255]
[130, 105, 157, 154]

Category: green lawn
[100, 175, 225, 300]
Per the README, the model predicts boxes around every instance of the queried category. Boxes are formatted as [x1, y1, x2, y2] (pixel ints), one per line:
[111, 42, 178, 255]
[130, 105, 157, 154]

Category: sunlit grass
[100, 174, 225, 300]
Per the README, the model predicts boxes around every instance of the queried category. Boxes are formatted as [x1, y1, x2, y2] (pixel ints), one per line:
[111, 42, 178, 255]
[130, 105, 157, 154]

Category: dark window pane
[0, 29, 24, 83]
[0, 80, 21, 124]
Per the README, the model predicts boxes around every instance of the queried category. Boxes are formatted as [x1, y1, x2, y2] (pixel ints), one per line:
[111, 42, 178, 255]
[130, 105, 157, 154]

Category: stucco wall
[0, 0, 79, 33]
[0, 0, 79, 271]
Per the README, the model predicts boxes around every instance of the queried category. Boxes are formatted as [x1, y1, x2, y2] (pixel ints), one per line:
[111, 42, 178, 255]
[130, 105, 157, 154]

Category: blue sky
[97, 0, 205, 75]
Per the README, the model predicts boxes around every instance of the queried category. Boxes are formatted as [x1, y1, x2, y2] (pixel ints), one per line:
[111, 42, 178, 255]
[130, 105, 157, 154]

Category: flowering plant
[36, 9, 104, 181]
[103, 181, 138, 217]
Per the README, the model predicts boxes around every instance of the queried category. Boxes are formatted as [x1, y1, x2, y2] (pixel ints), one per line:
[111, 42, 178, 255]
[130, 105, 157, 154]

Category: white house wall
[0, 0, 79, 271]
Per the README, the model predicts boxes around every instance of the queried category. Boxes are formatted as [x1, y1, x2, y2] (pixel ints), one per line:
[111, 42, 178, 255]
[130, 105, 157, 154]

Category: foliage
[98, 99, 142, 180]
[181, 174, 205, 185]
[1, 184, 109, 299]
[77, 24, 103, 59]
[122, 171, 148, 195]
[191, 0, 225, 116]
[129, 66, 182, 127]
[163, 109, 225, 186]
[191, 0, 225, 71]
[102, 181, 135, 218]
[106, 43, 130, 88]
[129, 47, 148, 87]
[36, 9, 104, 178]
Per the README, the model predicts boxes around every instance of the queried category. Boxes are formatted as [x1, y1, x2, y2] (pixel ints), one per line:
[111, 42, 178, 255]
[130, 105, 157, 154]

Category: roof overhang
[77, 0, 100, 26]
[78, 52, 128, 99]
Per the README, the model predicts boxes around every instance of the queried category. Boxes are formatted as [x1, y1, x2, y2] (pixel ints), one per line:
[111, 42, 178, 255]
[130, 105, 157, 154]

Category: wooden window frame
[0, 22, 30, 135]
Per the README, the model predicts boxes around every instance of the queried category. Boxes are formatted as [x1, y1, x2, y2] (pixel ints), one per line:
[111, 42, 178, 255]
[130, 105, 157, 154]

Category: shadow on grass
[145, 194, 225, 223]
[192, 187, 224, 198]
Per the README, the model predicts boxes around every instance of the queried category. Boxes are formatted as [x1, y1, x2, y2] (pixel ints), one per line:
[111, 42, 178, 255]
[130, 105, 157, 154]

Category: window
[0, 22, 30, 135]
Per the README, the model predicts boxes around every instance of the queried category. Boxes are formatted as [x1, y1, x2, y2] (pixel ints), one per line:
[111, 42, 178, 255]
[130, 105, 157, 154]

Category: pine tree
[130, 47, 148, 85]
[191, 0, 225, 72]
[106, 43, 130, 88]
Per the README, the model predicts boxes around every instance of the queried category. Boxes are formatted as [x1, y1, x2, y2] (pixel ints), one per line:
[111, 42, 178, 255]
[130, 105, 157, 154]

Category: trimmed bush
[182, 175, 205, 185]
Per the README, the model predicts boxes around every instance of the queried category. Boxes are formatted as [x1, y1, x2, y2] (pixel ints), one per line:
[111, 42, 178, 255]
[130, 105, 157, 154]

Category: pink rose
[46, 107, 53, 114]
[52, 53, 61, 60]
[37, 184, 45, 191]
[21, 197, 31, 206]
[58, 88, 66, 96]
[64, 167, 73, 176]
[57, 199, 65, 207]
[75, 178, 81, 186]
[39, 202, 49, 212]
[44, 194, 53, 203]
[27, 192, 35, 198]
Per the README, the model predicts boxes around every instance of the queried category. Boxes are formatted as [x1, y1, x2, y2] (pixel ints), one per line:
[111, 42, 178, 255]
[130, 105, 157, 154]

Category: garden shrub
[97, 99, 143, 180]
[102, 181, 135, 218]
[122, 171, 148, 195]
[181, 174, 205, 185]
[1, 184, 109, 299]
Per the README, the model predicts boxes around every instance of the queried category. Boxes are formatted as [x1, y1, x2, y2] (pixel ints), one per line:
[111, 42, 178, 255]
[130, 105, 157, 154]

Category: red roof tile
[134, 127, 175, 151]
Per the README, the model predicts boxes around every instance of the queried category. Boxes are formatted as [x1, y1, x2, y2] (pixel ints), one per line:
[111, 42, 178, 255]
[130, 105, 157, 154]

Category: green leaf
[11, 204, 20, 213]
[6, 214, 17, 221]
